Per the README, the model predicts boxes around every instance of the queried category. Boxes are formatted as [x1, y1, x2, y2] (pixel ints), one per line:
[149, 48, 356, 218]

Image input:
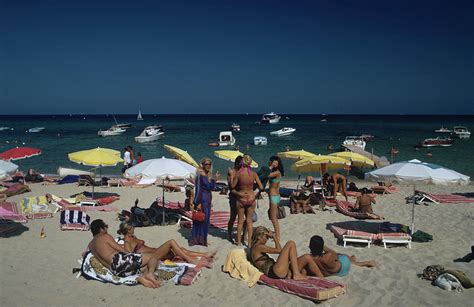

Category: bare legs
[272, 241, 306, 280]
[138, 253, 161, 288]
[236, 202, 255, 247]
[152, 240, 200, 265]
[227, 200, 237, 242]
[349, 255, 376, 267]
[269, 202, 280, 240]
[297, 254, 325, 278]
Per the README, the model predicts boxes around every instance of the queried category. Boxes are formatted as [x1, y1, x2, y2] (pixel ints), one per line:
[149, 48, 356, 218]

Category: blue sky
[1, 0, 473, 114]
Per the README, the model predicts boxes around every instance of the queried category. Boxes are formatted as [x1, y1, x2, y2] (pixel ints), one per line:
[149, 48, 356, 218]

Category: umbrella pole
[296, 174, 301, 189]
[162, 178, 166, 225]
[410, 184, 415, 235]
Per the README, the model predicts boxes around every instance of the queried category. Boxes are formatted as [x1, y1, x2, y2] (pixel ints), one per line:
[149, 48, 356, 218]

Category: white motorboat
[419, 137, 454, 147]
[98, 126, 126, 137]
[360, 134, 375, 141]
[27, 127, 45, 133]
[261, 112, 281, 124]
[57, 166, 94, 177]
[270, 127, 296, 136]
[231, 123, 241, 131]
[134, 125, 164, 143]
[0, 127, 13, 131]
[218, 131, 236, 146]
[137, 110, 144, 121]
[254, 136, 267, 146]
[451, 126, 471, 139]
[342, 136, 366, 150]
[435, 126, 452, 133]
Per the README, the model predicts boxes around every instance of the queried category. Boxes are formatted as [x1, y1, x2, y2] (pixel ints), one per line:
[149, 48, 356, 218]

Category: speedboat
[254, 136, 267, 146]
[218, 131, 236, 146]
[0, 127, 13, 131]
[435, 126, 452, 133]
[134, 125, 164, 143]
[451, 126, 471, 139]
[419, 137, 454, 147]
[342, 136, 366, 150]
[270, 127, 296, 136]
[27, 127, 45, 133]
[231, 123, 241, 131]
[261, 112, 281, 124]
[360, 134, 375, 141]
[98, 126, 126, 137]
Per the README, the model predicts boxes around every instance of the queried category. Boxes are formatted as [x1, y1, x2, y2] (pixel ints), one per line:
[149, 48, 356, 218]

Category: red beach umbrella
[0, 147, 42, 161]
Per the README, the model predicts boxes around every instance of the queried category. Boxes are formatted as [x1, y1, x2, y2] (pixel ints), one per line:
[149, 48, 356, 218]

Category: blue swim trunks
[335, 254, 351, 277]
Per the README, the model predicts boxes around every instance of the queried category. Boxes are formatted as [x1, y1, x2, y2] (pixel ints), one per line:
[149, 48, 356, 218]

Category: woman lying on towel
[117, 223, 216, 265]
[250, 226, 307, 280]
[300, 235, 376, 277]
[354, 188, 384, 220]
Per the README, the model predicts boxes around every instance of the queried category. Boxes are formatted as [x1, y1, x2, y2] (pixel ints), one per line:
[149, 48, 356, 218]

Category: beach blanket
[3, 183, 30, 197]
[0, 202, 28, 223]
[60, 210, 90, 231]
[259, 275, 346, 302]
[80, 252, 198, 286]
[18, 195, 54, 219]
[0, 220, 29, 237]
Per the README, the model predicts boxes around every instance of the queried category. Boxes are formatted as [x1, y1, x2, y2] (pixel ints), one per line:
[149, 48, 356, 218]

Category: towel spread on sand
[223, 249, 263, 287]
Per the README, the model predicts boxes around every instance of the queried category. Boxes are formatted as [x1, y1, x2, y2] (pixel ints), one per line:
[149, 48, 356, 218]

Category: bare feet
[365, 260, 377, 267]
[293, 273, 308, 281]
[137, 276, 155, 288]
[138, 273, 161, 288]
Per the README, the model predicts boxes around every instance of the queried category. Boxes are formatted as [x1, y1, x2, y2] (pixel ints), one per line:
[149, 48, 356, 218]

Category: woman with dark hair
[299, 235, 376, 277]
[190, 157, 220, 246]
[227, 155, 243, 243]
[268, 155, 284, 240]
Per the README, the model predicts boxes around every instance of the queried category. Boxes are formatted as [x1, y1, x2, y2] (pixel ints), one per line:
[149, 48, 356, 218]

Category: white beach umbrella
[125, 157, 196, 224]
[0, 160, 19, 179]
[365, 159, 470, 234]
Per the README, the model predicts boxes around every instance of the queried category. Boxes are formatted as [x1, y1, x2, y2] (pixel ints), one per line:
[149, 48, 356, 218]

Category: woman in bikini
[251, 226, 306, 280]
[227, 155, 243, 243]
[232, 154, 263, 247]
[117, 223, 216, 265]
[267, 156, 284, 240]
[355, 188, 384, 219]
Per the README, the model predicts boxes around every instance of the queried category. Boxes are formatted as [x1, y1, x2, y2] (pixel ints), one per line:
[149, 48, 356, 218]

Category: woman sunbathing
[250, 226, 306, 280]
[355, 188, 384, 219]
[299, 235, 376, 277]
[117, 223, 216, 265]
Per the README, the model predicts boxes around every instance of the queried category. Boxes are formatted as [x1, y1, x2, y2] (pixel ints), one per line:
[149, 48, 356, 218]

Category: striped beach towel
[60, 210, 90, 231]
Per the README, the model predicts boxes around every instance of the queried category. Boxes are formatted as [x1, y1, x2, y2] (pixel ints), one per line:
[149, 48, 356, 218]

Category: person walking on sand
[267, 156, 284, 240]
[190, 158, 220, 246]
[232, 154, 264, 247]
[87, 219, 161, 288]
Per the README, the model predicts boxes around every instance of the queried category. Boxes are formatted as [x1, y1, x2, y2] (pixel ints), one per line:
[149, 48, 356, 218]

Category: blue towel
[58, 175, 79, 184]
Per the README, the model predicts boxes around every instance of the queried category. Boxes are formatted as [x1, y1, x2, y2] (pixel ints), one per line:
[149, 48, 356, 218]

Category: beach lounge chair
[414, 190, 474, 204]
[78, 175, 102, 187]
[330, 225, 375, 248]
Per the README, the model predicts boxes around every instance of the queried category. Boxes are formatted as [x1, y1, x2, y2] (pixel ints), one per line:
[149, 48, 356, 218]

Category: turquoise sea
[0, 114, 473, 179]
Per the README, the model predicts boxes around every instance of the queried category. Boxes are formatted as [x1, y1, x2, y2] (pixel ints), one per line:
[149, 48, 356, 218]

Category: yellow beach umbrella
[163, 144, 199, 168]
[293, 155, 350, 174]
[277, 149, 317, 160]
[329, 151, 375, 168]
[68, 147, 123, 167]
[214, 150, 259, 168]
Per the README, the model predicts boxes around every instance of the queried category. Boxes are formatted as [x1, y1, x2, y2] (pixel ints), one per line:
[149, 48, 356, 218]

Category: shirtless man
[299, 235, 375, 277]
[88, 219, 160, 288]
[323, 173, 348, 201]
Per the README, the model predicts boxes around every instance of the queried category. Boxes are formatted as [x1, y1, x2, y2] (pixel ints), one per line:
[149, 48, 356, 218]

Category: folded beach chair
[414, 190, 474, 204]
[60, 209, 90, 231]
[0, 202, 28, 223]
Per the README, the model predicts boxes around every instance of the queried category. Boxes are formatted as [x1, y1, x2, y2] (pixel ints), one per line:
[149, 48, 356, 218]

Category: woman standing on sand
[190, 158, 220, 246]
[267, 156, 284, 240]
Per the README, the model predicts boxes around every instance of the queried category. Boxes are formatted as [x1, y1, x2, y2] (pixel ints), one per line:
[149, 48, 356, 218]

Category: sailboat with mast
[112, 115, 132, 129]
[137, 110, 144, 121]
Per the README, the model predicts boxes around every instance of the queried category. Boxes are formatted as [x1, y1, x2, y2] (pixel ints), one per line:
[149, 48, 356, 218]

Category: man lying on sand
[88, 219, 161, 288]
[299, 235, 376, 277]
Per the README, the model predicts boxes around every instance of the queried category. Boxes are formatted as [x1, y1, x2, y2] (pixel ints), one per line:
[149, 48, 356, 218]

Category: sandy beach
[1, 179, 473, 306]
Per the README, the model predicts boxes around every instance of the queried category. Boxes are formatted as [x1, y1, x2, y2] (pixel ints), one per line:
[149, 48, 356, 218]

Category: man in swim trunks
[88, 219, 161, 288]
[299, 235, 376, 277]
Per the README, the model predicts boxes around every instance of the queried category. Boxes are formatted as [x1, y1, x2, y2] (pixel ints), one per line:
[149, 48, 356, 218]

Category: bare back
[88, 233, 127, 269]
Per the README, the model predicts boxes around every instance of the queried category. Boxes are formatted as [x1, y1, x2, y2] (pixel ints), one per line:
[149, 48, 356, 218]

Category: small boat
[98, 126, 126, 137]
[0, 127, 13, 131]
[261, 112, 281, 124]
[27, 127, 45, 133]
[360, 134, 375, 141]
[435, 126, 452, 133]
[208, 142, 219, 147]
[270, 127, 296, 136]
[420, 137, 454, 147]
[231, 123, 241, 132]
[57, 166, 94, 177]
[112, 115, 132, 129]
[254, 136, 267, 146]
[451, 126, 471, 139]
[137, 110, 144, 121]
[342, 136, 366, 150]
[218, 131, 236, 146]
[134, 125, 164, 143]
[320, 119, 327, 122]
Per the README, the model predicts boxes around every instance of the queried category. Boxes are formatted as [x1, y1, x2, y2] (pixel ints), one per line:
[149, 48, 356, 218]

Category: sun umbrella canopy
[0, 147, 42, 161]
[365, 159, 470, 185]
[164, 144, 199, 168]
[214, 150, 258, 168]
[292, 155, 351, 173]
[125, 157, 196, 179]
[277, 150, 317, 160]
[329, 151, 375, 168]
[68, 147, 123, 167]
[0, 160, 18, 179]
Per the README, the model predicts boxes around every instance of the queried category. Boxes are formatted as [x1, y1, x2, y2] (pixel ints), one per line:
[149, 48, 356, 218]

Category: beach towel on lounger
[60, 210, 90, 231]
[18, 195, 54, 219]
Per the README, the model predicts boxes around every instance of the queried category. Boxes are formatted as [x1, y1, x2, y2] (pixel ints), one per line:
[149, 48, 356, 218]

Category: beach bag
[192, 210, 205, 222]
[412, 230, 433, 242]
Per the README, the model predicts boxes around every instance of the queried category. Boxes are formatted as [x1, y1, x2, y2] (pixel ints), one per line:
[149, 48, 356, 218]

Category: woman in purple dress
[190, 158, 220, 246]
